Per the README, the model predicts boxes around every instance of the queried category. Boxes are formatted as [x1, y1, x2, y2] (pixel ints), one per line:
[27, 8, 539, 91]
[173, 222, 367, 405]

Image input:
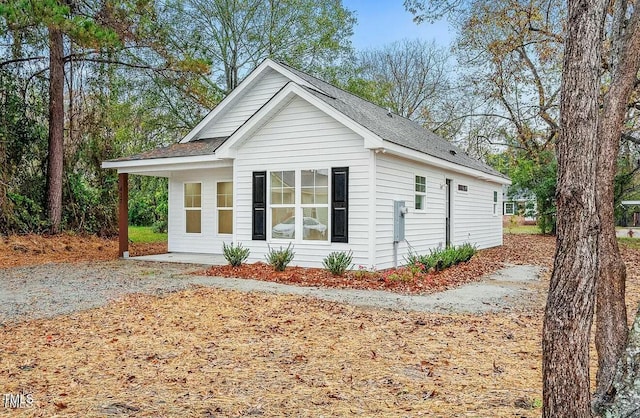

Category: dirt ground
[0, 234, 639, 417]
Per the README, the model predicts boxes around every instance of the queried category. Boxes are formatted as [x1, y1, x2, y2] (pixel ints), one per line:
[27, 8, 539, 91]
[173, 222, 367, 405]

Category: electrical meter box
[393, 200, 407, 242]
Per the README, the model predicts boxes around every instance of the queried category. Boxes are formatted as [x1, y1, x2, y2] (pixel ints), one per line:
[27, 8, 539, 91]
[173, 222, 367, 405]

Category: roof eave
[377, 141, 511, 185]
[101, 154, 227, 171]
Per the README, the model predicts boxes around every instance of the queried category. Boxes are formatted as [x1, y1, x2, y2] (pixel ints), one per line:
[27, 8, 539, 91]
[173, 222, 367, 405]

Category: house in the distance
[503, 191, 537, 225]
[103, 59, 511, 269]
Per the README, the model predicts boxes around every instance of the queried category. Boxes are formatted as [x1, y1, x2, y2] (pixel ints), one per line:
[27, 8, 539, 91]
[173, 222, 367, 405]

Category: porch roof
[109, 137, 228, 162]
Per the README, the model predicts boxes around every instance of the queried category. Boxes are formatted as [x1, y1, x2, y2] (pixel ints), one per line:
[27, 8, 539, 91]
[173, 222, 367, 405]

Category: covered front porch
[102, 137, 234, 258]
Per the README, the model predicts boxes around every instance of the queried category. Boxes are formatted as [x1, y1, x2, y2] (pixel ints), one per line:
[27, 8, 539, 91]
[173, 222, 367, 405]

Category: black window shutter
[252, 171, 266, 240]
[331, 167, 349, 243]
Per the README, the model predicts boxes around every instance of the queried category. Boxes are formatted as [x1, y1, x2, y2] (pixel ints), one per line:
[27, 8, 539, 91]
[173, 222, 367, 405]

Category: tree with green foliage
[0, 0, 212, 234]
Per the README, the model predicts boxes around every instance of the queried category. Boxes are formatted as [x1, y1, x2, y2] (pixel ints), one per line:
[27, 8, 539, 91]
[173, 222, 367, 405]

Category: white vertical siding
[234, 96, 372, 268]
[168, 167, 233, 253]
[374, 153, 503, 270]
[200, 69, 290, 138]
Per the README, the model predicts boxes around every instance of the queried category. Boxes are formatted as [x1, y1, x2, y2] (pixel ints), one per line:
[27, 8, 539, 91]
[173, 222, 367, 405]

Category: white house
[103, 59, 511, 269]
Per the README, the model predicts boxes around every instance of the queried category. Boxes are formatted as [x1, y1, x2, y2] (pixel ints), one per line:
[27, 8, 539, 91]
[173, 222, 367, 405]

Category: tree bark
[594, 3, 640, 411]
[542, 0, 605, 415]
[46, 25, 64, 234]
[603, 305, 640, 417]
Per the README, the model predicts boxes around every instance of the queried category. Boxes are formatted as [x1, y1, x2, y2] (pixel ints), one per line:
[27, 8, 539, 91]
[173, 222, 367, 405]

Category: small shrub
[382, 267, 415, 282]
[456, 243, 477, 263]
[322, 250, 353, 276]
[222, 242, 250, 267]
[354, 264, 377, 279]
[406, 243, 477, 272]
[266, 243, 295, 271]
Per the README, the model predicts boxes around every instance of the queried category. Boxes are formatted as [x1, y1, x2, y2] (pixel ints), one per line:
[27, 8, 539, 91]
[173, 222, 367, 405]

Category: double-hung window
[493, 191, 498, 215]
[301, 169, 329, 241]
[217, 181, 233, 234]
[504, 202, 515, 215]
[184, 183, 201, 233]
[270, 171, 296, 239]
[415, 175, 426, 210]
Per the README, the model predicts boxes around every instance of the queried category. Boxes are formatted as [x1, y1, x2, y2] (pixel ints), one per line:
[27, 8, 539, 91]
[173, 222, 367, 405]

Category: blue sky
[342, 0, 456, 51]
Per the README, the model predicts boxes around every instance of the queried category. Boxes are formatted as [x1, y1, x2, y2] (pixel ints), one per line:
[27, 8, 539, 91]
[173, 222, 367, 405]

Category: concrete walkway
[129, 252, 226, 265]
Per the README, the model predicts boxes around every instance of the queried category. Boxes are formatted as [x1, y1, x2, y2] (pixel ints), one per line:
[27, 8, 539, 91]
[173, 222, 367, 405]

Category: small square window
[458, 184, 468, 192]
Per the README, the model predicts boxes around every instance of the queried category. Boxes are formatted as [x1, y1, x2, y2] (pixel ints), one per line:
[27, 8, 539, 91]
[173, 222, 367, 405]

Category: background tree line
[1, 0, 639, 237]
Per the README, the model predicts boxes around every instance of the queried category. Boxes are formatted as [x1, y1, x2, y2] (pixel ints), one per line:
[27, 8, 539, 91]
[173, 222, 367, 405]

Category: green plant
[382, 267, 416, 282]
[322, 250, 353, 276]
[405, 244, 477, 272]
[223, 242, 250, 267]
[354, 265, 377, 279]
[266, 243, 295, 271]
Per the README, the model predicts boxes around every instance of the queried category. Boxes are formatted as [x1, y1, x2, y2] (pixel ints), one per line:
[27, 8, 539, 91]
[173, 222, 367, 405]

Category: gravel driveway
[0, 261, 543, 324]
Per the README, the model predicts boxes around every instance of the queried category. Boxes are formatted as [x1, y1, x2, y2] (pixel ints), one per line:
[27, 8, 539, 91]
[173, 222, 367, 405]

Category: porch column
[118, 173, 129, 257]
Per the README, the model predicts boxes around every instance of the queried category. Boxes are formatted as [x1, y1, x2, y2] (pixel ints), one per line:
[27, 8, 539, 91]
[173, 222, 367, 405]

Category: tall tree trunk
[594, 3, 640, 411]
[541, 0, 605, 415]
[46, 26, 64, 234]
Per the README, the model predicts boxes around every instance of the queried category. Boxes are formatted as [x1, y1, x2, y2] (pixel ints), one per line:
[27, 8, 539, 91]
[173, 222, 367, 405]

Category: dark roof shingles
[280, 62, 506, 179]
[109, 137, 227, 162]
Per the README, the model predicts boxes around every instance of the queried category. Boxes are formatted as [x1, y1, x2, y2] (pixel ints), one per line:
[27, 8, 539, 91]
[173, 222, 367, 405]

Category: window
[271, 171, 296, 239]
[301, 169, 328, 241]
[184, 183, 201, 233]
[504, 202, 515, 215]
[415, 175, 426, 210]
[458, 184, 468, 192]
[268, 169, 334, 242]
[217, 181, 233, 234]
[493, 191, 498, 215]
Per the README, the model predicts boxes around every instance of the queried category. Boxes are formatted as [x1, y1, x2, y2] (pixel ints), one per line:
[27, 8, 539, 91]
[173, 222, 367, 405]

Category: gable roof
[104, 59, 508, 182]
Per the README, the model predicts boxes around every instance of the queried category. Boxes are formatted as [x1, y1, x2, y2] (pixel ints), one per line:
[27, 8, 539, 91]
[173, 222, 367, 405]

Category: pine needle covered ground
[0, 234, 639, 417]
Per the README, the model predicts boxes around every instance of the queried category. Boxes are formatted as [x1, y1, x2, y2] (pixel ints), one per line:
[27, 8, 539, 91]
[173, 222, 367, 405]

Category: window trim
[267, 168, 333, 244]
[504, 201, 515, 216]
[216, 180, 233, 236]
[183, 182, 202, 235]
[414, 174, 426, 211]
[269, 170, 298, 241]
[493, 191, 498, 216]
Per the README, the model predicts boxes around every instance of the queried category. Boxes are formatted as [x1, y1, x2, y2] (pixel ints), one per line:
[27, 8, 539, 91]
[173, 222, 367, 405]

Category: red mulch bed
[198, 234, 556, 295]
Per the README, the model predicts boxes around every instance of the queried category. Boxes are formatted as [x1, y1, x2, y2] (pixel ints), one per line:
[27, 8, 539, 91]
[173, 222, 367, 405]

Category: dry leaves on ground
[1, 234, 640, 416]
[0, 233, 166, 269]
[1, 288, 545, 417]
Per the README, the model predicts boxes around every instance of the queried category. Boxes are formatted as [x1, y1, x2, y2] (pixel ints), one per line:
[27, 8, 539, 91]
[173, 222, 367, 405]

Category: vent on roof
[387, 108, 392, 117]
[449, 150, 457, 156]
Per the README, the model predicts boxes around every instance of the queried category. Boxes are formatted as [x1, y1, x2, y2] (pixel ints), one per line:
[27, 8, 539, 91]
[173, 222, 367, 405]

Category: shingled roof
[278, 62, 506, 179]
[109, 137, 227, 162]
[106, 60, 507, 181]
